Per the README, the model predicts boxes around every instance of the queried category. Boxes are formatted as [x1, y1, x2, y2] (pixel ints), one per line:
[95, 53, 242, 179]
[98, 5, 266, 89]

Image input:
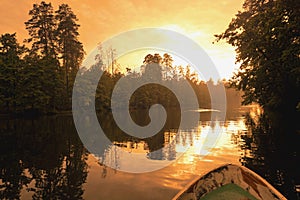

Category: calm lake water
[0, 106, 299, 199]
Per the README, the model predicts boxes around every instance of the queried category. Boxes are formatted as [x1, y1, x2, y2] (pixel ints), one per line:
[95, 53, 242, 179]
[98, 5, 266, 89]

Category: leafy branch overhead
[215, 0, 300, 112]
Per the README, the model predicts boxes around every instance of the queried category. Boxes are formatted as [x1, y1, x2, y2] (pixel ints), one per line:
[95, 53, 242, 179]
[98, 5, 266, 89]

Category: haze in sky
[0, 0, 244, 80]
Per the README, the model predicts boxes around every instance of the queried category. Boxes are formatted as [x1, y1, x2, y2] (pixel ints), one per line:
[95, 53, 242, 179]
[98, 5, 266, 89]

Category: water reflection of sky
[84, 117, 249, 199]
[4, 105, 297, 199]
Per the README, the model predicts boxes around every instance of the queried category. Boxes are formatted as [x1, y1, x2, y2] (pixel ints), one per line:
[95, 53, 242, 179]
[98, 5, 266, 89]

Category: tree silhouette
[25, 1, 57, 58]
[55, 4, 85, 100]
[0, 33, 26, 112]
[216, 0, 300, 112]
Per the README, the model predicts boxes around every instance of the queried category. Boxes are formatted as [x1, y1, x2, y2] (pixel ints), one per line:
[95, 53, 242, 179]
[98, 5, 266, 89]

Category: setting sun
[0, 0, 243, 81]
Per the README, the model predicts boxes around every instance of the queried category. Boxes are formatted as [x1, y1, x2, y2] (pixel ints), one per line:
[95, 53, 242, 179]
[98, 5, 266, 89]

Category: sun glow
[158, 24, 238, 81]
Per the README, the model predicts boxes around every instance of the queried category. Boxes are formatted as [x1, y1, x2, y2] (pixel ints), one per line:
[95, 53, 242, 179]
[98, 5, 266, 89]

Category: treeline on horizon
[78, 52, 242, 112]
[0, 1, 242, 115]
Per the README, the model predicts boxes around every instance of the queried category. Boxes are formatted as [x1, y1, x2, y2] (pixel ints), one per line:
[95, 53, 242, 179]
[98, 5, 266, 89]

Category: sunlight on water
[2, 106, 296, 199]
[2, 105, 297, 199]
[83, 117, 249, 199]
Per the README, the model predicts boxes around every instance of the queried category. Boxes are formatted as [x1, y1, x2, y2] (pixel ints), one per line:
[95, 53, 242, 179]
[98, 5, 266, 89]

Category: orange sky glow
[0, 0, 244, 80]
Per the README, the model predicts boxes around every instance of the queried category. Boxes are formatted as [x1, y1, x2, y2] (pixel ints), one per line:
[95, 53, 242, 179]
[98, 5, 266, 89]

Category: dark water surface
[0, 106, 299, 199]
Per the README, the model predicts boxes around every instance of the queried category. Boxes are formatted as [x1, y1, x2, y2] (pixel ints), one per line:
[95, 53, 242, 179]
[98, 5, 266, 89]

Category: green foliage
[55, 4, 85, 99]
[0, 2, 241, 115]
[25, 1, 57, 58]
[18, 53, 49, 111]
[0, 2, 84, 114]
[0, 33, 26, 112]
[216, 0, 300, 112]
[90, 53, 240, 112]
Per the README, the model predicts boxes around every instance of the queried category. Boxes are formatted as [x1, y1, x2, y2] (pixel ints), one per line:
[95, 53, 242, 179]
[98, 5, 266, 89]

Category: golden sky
[0, 0, 244, 80]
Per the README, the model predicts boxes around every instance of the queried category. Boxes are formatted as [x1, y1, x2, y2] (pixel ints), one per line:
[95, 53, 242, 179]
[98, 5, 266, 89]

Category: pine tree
[0, 33, 25, 113]
[55, 4, 84, 100]
[25, 1, 57, 58]
[24, 2, 64, 112]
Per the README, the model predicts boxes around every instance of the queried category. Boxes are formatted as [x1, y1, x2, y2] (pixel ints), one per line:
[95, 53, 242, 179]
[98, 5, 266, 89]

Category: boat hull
[172, 164, 286, 200]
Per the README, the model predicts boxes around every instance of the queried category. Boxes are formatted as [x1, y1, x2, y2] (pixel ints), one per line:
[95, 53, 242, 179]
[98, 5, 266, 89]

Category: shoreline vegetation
[1, 0, 299, 119]
[0, 2, 243, 117]
[0, 0, 299, 198]
[215, 0, 300, 114]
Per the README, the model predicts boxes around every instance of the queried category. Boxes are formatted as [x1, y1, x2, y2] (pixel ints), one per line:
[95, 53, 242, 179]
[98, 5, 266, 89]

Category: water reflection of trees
[97, 100, 180, 142]
[97, 108, 242, 166]
[0, 116, 88, 199]
[239, 111, 300, 199]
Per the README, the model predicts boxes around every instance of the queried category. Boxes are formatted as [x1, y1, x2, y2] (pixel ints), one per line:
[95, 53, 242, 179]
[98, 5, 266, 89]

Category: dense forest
[0, 0, 294, 117]
[0, 1, 242, 115]
[0, 0, 299, 198]
[78, 52, 242, 112]
[0, 2, 84, 114]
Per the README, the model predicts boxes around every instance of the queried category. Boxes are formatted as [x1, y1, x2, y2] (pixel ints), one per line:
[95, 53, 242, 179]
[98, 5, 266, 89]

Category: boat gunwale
[172, 163, 287, 200]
